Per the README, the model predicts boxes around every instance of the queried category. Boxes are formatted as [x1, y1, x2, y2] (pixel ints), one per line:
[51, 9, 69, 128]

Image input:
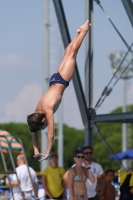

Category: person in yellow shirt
[119, 171, 133, 200]
[42, 152, 66, 200]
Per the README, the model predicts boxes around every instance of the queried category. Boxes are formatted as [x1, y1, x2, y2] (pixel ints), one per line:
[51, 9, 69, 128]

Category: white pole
[58, 101, 63, 167]
[58, 32, 63, 167]
[41, 0, 50, 171]
[122, 79, 127, 170]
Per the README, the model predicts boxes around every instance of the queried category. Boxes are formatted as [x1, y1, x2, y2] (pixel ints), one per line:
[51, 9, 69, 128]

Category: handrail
[0, 186, 9, 189]
[0, 135, 17, 200]
[0, 171, 15, 174]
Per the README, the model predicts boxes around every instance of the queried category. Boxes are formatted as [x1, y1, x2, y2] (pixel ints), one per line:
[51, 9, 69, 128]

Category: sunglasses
[76, 155, 84, 159]
[84, 152, 93, 155]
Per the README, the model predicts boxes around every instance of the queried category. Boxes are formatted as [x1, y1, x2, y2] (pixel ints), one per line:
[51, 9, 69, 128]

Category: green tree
[0, 104, 132, 172]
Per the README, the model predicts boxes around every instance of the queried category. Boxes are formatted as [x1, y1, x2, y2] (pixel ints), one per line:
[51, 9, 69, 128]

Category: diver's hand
[33, 153, 42, 158]
[38, 152, 50, 161]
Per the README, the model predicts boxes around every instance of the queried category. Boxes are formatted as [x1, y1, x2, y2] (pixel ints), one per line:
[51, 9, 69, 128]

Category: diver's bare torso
[33, 84, 65, 160]
[35, 84, 65, 116]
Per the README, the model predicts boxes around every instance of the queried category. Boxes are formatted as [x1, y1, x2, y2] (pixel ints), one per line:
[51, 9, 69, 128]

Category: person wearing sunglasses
[82, 146, 104, 200]
[27, 20, 91, 161]
[63, 146, 103, 200]
[68, 150, 95, 200]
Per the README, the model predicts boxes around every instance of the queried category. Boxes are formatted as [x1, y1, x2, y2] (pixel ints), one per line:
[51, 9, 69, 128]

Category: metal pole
[84, 0, 93, 146]
[121, 0, 133, 28]
[122, 79, 128, 169]
[58, 33, 63, 167]
[41, 0, 50, 171]
[58, 101, 63, 167]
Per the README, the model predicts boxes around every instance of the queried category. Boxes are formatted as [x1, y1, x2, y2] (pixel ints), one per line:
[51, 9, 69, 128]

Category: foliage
[0, 105, 133, 173]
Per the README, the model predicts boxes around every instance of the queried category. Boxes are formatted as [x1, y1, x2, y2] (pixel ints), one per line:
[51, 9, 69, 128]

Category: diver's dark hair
[27, 113, 46, 132]
[105, 169, 115, 175]
[74, 150, 84, 157]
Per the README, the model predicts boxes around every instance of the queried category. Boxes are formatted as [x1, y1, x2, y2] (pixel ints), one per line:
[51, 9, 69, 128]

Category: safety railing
[0, 135, 22, 200]
[0, 135, 37, 200]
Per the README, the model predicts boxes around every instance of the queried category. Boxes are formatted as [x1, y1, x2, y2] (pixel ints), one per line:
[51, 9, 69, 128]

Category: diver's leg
[56, 33, 79, 73]
[57, 20, 91, 81]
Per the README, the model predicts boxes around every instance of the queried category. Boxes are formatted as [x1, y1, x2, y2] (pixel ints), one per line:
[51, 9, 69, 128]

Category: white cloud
[0, 53, 37, 68]
[0, 84, 41, 122]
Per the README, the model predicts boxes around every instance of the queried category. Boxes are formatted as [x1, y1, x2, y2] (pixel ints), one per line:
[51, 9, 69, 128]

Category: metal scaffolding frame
[52, 0, 133, 168]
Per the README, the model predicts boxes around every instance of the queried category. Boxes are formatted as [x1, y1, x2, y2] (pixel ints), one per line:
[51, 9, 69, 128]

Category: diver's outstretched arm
[39, 111, 54, 161]
[33, 132, 40, 155]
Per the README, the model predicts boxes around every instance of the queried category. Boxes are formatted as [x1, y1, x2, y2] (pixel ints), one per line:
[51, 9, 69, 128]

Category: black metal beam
[85, 1, 93, 108]
[94, 112, 133, 123]
[52, 0, 89, 126]
[84, 0, 94, 146]
[121, 0, 133, 27]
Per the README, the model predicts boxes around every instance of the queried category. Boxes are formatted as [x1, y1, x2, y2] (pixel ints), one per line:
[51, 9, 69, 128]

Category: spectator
[119, 171, 133, 200]
[96, 173, 106, 196]
[42, 152, 66, 200]
[68, 150, 95, 200]
[100, 169, 115, 200]
[63, 146, 104, 200]
[82, 146, 104, 200]
[6, 154, 38, 200]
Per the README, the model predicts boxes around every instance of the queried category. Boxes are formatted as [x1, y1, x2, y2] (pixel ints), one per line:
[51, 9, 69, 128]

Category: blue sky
[0, 0, 133, 129]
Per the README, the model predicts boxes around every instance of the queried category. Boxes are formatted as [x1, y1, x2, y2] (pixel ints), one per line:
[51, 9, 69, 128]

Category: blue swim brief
[49, 72, 69, 87]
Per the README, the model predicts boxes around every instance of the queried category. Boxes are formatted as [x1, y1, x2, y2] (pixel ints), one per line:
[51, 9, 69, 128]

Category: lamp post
[41, 0, 50, 171]
[58, 29, 63, 167]
[109, 50, 133, 170]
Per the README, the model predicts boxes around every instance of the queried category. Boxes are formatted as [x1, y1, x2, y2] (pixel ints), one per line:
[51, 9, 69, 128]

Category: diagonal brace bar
[121, 0, 133, 27]
[93, 124, 126, 170]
